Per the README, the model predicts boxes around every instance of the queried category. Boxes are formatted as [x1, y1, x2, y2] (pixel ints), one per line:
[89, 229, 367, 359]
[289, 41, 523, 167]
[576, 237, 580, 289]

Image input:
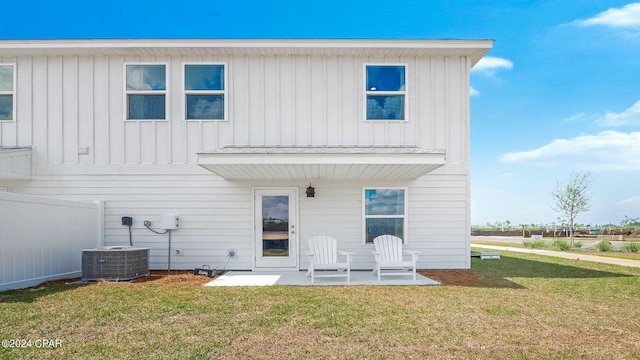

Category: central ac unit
[81, 246, 150, 281]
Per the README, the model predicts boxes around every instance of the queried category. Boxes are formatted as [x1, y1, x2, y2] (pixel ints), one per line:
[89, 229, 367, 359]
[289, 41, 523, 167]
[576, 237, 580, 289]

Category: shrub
[523, 239, 546, 249]
[551, 239, 571, 251]
[597, 241, 613, 252]
[573, 241, 583, 248]
[622, 242, 640, 253]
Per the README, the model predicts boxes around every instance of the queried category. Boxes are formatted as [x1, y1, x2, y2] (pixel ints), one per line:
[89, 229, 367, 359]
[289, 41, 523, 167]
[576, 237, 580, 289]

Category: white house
[0, 39, 492, 271]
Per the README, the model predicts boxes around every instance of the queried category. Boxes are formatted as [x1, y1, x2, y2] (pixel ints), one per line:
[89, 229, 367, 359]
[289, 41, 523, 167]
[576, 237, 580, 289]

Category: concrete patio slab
[205, 270, 440, 287]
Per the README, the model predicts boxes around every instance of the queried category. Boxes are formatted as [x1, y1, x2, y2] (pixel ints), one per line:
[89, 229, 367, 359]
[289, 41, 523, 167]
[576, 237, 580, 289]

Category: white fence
[0, 192, 103, 291]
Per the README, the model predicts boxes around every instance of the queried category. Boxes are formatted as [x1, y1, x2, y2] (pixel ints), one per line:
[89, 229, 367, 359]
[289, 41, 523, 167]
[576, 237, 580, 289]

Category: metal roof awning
[197, 146, 446, 180]
[0, 147, 32, 180]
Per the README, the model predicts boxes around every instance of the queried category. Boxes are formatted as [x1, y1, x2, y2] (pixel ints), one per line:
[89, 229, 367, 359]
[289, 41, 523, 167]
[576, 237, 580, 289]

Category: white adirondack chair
[372, 235, 420, 281]
[306, 236, 355, 284]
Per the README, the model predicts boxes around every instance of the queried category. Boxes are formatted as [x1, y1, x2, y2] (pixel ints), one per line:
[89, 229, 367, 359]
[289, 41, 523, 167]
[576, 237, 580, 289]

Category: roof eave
[0, 39, 493, 60]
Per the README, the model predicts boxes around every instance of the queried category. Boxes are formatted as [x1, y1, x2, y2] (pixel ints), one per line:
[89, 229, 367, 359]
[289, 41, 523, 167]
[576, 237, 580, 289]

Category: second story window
[184, 64, 226, 120]
[125, 64, 166, 120]
[0, 64, 15, 121]
[365, 65, 406, 121]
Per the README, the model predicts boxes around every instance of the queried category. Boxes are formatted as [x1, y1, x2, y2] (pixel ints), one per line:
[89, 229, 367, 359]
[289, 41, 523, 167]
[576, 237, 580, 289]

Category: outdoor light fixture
[305, 184, 315, 197]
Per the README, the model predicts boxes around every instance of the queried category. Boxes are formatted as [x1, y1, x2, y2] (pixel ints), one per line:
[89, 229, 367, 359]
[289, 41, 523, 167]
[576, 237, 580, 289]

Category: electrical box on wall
[160, 214, 179, 230]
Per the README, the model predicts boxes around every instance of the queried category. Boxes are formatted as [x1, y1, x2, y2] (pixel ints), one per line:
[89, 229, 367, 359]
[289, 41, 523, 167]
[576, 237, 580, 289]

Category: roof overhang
[0, 39, 494, 66]
[0, 147, 32, 180]
[197, 146, 445, 180]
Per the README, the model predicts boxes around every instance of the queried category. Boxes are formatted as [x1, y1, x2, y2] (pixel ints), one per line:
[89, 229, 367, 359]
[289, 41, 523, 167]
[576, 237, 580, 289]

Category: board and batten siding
[1, 54, 470, 162]
[0, 52, 472, 270]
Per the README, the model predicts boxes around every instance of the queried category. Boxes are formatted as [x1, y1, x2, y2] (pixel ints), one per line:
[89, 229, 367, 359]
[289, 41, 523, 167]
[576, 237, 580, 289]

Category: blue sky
[2, 1, 639, 227]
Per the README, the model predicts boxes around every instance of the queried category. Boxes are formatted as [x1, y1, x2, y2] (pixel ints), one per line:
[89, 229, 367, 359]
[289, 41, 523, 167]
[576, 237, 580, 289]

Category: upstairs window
[365, 65, 406, 121]
[363, 188, 407, 244]
[0, 64, 15, 121]
[125, 64, 166, 120]
[184, 64, 226, 120]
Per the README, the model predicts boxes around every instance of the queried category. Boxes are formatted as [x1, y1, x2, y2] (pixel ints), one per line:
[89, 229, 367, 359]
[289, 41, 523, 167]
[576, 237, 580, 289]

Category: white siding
[3, 169, 468, 270]
[0, 54, 470, 163]
[0, 49, 473, 271]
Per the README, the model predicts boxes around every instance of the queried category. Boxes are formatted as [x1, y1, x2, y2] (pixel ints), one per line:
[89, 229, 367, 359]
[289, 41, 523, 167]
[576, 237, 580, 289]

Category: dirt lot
[418, 269, 483, 286]
[130, 270, 214, 285]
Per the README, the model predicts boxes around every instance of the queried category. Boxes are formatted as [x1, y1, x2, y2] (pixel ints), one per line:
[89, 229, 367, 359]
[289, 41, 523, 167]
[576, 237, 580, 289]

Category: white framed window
[183, 63, 227, 121]
[364, 64, 407, 121]
[124, 64, 167, 120]
[0, 64, 16, 121]
[363, 188, 408, 244]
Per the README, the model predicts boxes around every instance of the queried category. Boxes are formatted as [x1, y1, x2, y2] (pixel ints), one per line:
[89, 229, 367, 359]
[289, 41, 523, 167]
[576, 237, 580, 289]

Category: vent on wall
[81, 246, 150, 281]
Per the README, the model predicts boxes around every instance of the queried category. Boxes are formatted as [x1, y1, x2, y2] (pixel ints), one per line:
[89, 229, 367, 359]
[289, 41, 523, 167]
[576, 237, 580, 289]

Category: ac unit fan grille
[82, 247, 150, 281]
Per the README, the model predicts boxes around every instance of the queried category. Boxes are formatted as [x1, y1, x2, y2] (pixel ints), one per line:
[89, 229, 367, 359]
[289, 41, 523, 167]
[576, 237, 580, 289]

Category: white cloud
[573, 3, 640, 28]
[618, 196, 640, 205]
[471, 56, 513, 75]
[500, 131, 640, 170]
[595, 100, 640, 126]
[470, 86, 479, 96]
[562, 113, 585, 123]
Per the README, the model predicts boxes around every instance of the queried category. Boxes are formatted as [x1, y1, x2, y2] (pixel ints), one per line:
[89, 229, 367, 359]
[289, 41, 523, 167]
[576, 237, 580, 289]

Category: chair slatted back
[308, 236, 338, 264]
[373, 235, 404, 263]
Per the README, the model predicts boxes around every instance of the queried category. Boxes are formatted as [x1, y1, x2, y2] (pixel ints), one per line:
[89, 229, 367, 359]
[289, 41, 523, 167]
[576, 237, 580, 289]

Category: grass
[623, 242, 640, 253]
[550, 238, 571, 251]
[522, 239, 546, 249]
[573, 252, 640, 261]
[597, 241, 613, 252]
[2, 253, 640, 359]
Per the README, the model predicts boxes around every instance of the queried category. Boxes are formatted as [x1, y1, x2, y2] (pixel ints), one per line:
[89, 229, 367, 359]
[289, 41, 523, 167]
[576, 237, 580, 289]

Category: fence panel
[0, 192, 102, 291]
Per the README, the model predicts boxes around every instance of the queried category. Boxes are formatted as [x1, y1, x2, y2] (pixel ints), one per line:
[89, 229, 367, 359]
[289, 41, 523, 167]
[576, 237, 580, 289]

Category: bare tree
[550, 171, 593, 245]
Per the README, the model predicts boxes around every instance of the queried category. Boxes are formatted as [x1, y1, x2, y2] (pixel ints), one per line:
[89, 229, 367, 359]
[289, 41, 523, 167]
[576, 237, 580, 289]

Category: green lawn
[2, 252, 640, 359]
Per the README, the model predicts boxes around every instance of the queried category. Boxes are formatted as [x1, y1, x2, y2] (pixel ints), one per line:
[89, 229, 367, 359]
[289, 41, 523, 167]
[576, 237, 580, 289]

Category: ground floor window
[363, 188, 407, 244]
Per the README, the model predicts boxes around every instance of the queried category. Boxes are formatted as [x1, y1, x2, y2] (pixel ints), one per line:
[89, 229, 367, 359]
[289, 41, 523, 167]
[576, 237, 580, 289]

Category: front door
[254, 188, 298, 269]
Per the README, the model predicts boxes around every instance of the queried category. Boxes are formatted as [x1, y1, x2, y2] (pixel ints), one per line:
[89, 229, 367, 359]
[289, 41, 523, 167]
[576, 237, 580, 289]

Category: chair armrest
[338, 251, 355, 263]
[371, 250, 381, 262]
[404, 250, 420, 262]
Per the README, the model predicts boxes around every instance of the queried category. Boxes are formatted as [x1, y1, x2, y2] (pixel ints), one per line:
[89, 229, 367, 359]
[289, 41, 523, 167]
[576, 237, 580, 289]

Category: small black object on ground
[194, 265, 218, 277]
[471, 252, 501, 260]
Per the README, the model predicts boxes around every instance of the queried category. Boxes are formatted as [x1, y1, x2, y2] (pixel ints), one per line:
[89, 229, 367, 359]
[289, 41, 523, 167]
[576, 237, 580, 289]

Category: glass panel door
[254, 188, 298, 269]
[261, 195, 289, 257]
